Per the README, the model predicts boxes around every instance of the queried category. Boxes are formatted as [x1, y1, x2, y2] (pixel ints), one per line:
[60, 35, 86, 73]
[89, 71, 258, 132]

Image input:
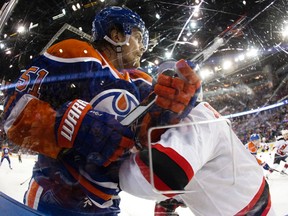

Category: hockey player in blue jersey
[0, 143, 12, 169]
[2, 6, 200, 215]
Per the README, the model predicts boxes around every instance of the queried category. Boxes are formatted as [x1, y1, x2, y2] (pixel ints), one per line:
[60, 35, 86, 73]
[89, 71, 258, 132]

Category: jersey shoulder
[246, 142, 257, 153]
[127, 69, 153, 84]
[46, 39, 101, 59]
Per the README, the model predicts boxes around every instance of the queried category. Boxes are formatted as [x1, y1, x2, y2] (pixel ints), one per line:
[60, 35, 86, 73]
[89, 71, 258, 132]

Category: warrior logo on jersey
[90, 89, 139, 119]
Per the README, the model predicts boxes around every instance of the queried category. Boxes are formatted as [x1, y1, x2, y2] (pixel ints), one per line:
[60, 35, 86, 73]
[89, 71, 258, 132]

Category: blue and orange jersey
[2, 39, 153, 212]
[245, 142, 263, 165]
[1, 147, 12, 157]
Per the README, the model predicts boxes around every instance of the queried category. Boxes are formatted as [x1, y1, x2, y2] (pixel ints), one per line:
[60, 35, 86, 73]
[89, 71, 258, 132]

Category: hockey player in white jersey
[271, 130, 288, 175]
[119, 72, 276, 215]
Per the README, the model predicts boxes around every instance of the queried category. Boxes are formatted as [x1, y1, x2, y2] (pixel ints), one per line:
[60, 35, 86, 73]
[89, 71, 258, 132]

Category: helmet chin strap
[104, 35, 131, 70]
[116, 46, 124, 70]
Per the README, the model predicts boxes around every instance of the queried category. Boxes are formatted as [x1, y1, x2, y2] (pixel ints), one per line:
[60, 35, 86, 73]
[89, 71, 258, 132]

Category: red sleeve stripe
[235, 178, 272, 215]
[153, 144, 194, 180]
[137, 143, 194, 192]
[135, 154, 174, 198]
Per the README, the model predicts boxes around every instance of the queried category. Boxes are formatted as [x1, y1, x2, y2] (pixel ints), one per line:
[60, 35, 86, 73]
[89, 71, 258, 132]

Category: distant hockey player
[17, 149, 22, 163]
[271, 130, 288, 175]
[245, 133, 273, 173]
[119, 106, 276, 214]
[0, 143, 12, 169]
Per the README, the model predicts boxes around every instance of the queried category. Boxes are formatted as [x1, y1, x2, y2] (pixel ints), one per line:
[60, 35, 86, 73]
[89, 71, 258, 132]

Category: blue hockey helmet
[92, 6, 149, 50]
[250, 134, 260, 141]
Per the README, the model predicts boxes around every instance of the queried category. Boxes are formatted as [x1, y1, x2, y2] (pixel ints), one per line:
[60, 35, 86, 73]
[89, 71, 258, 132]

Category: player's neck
[101, 46, 122, 70]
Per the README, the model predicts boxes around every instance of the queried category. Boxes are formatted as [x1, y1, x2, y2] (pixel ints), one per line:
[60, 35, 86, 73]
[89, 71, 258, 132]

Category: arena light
[282, 23, 288, 38]
[190, 20, 197, 29]
[165, 51, 172, 59]
[199, 67, 213, 80]
[192, 39, 198, 47]
[155, 13, 160, 19]
[17, 25, 25, 33]
[222, 60, 232, 70]
[246, 48, 258, 57]
[72, 5, 77, 11]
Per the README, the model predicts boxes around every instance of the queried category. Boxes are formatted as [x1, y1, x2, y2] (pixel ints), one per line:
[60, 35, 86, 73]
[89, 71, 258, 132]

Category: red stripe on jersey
[236, 178, 270, 215]
[261, 193, 272, 216]
[135, 154, 174, 198]
[153, 144, 194, 181]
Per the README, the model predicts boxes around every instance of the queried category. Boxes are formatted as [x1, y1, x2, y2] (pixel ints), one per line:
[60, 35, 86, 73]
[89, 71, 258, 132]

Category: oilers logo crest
[90, 89, 139, 119]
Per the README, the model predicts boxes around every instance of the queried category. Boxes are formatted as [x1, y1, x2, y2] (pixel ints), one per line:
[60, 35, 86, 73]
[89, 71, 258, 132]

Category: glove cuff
[57, 99, 92, 148]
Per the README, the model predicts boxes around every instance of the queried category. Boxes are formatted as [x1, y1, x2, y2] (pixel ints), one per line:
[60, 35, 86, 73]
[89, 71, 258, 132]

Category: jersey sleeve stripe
[138, 143, 194, 191]
[63, 162, 113, 201]
[235, 178, 271, 215]
[25, 179, 43, 209]
[135, 153, 174, 198]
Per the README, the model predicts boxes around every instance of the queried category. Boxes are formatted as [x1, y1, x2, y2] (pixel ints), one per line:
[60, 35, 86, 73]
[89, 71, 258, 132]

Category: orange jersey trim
[63, 162, 113, 201]
[46, 39, 128, 81]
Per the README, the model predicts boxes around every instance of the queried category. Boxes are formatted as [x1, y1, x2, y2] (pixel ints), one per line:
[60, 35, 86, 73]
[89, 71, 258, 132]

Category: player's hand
[154, 59, 201, 115]
[57, 99, 135, 167]
[154, 198, 186, 216]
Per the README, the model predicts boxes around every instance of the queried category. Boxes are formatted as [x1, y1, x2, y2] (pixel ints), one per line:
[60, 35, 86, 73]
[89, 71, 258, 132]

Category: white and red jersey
[119, 102, 275, 216]
[274, 138, 288, 157]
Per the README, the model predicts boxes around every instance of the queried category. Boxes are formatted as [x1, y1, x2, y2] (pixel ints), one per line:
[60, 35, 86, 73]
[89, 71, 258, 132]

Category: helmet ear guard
[92, 6, 149, 50]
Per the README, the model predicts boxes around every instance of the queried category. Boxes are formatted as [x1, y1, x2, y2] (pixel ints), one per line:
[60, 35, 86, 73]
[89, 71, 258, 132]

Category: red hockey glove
[56, 99, 135, 167]
[154, 59, 201, 115]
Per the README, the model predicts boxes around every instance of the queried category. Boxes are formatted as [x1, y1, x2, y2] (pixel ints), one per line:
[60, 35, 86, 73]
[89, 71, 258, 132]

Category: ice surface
[0, 152, 287, 216]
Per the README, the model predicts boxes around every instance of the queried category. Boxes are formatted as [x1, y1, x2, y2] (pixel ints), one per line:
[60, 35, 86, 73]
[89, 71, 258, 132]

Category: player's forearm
[119, 153, 167, 200]
[119, 144, 193, 200]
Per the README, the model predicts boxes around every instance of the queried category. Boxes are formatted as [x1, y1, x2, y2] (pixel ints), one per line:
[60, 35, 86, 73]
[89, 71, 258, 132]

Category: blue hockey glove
[56, 99, 135, 167]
